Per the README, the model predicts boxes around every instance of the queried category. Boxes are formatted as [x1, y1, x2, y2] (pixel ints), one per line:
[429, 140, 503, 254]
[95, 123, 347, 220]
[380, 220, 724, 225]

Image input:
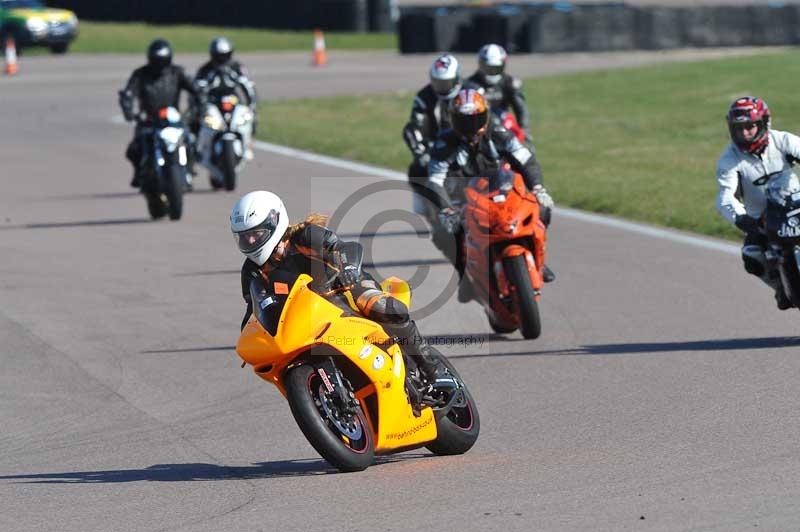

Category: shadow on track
[175, 258, 450, 277]
[40, 188, 221, 201]
[364, 258, 449, 269]
[449, 336, 800, 360]
[141, 346, 236, 354]
[0, 218, 152, 230]
[0, 455, 432, 484]
[141, 334, 516, 355]
[338, 229, 430, 239]
[174, 269, 238, 277]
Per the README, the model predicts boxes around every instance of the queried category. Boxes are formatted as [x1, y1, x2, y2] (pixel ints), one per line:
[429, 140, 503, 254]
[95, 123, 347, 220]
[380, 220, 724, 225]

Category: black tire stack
[396, 3, 800, 55]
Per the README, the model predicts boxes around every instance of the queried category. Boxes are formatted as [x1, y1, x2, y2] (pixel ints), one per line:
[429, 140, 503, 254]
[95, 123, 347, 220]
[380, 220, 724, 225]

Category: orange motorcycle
[461, 171, 547, 339]
[236, 270, 480, 472]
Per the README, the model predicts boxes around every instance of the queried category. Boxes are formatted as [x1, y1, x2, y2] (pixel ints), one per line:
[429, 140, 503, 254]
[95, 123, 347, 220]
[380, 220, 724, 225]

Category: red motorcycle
[500, 111, 527, 143]
[461, 171, 547, 339]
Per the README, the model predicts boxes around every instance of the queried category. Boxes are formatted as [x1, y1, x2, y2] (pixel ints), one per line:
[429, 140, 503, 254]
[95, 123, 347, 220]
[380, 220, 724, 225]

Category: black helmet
[210, 37, 233, 65]
[147, 39, 172, 70]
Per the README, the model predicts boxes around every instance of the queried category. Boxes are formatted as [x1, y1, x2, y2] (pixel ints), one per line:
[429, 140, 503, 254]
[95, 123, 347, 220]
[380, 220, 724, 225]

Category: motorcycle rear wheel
[425, 351, 480, 456]
[285, 364, 374, 472]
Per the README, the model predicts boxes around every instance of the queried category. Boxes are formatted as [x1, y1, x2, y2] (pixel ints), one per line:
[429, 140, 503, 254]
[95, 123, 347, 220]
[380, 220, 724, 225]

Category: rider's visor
[732, 121, 758, 131]
[481, 64, 504, 77]
[431, 78, 458, 97]
[235, 209, 280, 253]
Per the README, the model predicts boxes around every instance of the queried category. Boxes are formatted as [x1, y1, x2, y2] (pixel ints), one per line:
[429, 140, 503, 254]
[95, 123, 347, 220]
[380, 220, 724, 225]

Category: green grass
[257, 50, 800, 240]
[69, 21, 395, 54]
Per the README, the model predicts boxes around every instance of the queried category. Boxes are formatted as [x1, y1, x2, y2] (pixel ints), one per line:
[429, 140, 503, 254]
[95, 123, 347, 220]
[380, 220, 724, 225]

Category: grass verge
[68, 21, 395, 54]
[257, 50, 800, 240]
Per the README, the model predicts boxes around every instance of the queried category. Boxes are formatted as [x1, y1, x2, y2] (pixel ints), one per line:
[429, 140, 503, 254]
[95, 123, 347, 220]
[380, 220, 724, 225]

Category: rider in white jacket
[716, 96, 800, 309]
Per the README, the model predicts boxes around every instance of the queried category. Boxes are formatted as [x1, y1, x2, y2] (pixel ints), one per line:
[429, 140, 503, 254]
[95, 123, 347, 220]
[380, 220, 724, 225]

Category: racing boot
[130, 168, 142, 189]
[775, 288, 792, 310]
[543, 264, 556, 283]
[457, 276, 475, 303]
[763, 270, 790, 310]
[384, 319, 452, 390]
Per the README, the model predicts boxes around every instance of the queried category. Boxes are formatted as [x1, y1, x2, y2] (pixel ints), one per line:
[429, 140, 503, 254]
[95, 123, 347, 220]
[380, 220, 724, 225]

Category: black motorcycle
[136, 106, 190, 220]
[764, 172, 800, 308]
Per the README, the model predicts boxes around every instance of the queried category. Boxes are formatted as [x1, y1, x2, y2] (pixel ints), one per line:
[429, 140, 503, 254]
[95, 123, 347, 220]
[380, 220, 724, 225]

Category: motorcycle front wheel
[165, 163, 184, 220]
[505, 254, 542, 339]
[220, 139, 238, 191]
[285, 364, 374, 472]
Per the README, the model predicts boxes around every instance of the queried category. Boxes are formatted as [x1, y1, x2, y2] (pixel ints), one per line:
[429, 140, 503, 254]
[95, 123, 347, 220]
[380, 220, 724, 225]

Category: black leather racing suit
[193, 60, 257, 134]
[119, 64, 198, 181]
[426, 123, 547, 274]
[402, 84, 455, 191]
[239, 223, 440, 379]
[427, 123, 543, 210]
[466, 72, 530, 135]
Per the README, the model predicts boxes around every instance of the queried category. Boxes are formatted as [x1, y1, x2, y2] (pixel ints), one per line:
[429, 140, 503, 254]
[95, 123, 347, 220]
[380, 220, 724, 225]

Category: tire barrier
[398, 7, 475, 54]
[46, 0, 395, 32]
[634, 7, 684, 50]
[397, 3, 800, 54]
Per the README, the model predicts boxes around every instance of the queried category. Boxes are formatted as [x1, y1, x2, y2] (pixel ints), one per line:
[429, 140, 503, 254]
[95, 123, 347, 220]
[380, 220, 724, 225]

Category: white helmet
[478, 44, 507, 86]
[230, 191, 289, 266]
[429, 54, 462, 99]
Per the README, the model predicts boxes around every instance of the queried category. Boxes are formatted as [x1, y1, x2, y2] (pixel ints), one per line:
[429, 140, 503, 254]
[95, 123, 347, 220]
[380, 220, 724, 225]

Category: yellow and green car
[0, 0, 78, 54]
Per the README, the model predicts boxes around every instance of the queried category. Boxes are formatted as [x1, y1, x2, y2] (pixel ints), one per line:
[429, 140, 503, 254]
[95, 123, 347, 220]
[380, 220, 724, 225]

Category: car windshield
[1, 0, 45, 8]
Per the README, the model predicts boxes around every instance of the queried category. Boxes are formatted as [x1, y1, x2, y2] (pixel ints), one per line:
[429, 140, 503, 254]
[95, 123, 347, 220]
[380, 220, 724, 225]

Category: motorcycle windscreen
[249, 270, 300, 336]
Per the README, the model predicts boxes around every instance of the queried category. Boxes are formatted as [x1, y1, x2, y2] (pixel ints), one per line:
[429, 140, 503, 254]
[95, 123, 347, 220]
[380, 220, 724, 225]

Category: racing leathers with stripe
[239, 223, 442, 381]
[119, 64, 199, 185]
[466, 72, 530, 136]
[402, 84, 455, 213]
[194, 60, 257, 134]
[716, 129, 800, 288]
[403, 84, 453, 172]
[426, 123, 548, 277]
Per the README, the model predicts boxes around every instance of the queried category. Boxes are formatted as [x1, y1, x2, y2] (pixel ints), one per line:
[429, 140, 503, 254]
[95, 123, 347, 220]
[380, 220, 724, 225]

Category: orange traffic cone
[4, 37, 18, 76]
[312, 29, 327, 67]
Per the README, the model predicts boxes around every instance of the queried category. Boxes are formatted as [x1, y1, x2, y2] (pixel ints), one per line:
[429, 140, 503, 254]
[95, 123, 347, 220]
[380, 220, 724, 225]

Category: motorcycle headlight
[159, 126, 183, 146]
[26, 17, 47, 35]
[235, 110, 253, 128]
[204, 113, 225, 131]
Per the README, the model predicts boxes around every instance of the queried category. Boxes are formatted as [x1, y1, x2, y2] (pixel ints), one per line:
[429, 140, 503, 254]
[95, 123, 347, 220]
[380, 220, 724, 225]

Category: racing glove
[438, 206, 461, 234]
[735, 214, 761, 234]
[334, 252, 361, 288]
[532, 185, 554, 209]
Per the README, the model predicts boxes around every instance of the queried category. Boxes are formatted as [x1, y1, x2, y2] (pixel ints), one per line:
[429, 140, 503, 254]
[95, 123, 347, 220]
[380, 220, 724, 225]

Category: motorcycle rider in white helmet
[467, 44, 531, 140]
[402, 54, 463, 214]
[230, 190, 453, 413]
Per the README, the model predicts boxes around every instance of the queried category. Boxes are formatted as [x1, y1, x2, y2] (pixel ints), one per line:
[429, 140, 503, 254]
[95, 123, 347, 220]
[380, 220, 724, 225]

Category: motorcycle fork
[316, 357, 358, 414]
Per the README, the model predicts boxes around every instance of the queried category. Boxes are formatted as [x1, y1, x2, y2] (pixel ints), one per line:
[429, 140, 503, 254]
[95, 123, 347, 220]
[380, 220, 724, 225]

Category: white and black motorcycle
[197, 93, 254, 191]
[138, 106, 190, 221]
[764, 170, 800, 308]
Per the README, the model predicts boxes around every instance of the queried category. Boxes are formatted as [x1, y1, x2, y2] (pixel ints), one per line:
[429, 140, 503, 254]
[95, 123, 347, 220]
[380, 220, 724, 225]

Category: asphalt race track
[2, 48, 800, 531]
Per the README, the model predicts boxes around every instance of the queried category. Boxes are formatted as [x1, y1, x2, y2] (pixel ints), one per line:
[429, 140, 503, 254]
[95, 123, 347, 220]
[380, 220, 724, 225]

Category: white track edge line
[252, 140, 739, 256]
